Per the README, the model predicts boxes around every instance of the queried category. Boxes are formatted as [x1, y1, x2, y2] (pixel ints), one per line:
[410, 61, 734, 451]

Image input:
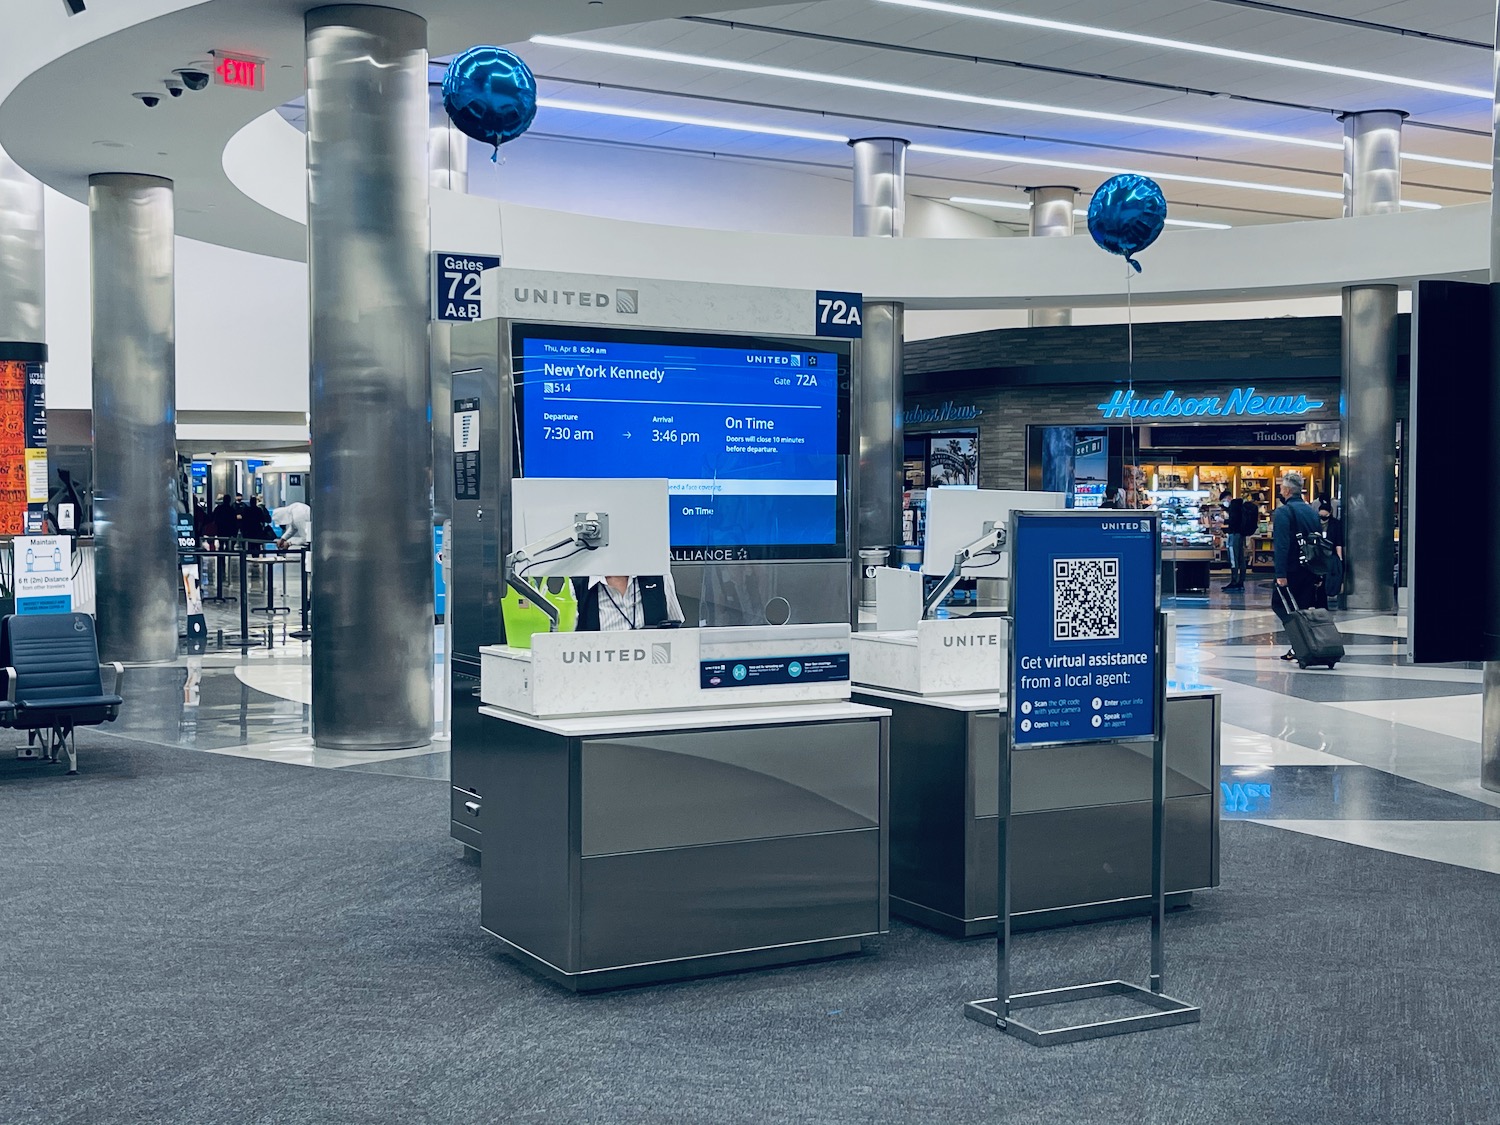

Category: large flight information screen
[514, 324, 848, 561]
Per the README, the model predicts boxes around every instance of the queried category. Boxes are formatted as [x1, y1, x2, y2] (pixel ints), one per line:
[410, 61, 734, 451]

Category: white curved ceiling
[0, 0, 795, 258]
[0, 0, 1493, 270]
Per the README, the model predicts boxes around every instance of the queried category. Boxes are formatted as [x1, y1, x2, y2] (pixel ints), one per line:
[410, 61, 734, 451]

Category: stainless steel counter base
[855, 690, 1219, 938]
[890, 891, 1195, 937]
[486, 932, 867, 993]
[476, 706, 889, 991]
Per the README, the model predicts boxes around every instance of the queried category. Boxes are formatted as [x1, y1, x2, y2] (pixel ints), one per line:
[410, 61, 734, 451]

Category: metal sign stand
[964, 512, 1200, 1046]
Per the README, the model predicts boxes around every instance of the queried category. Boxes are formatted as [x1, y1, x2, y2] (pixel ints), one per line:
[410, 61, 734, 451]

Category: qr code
[1053, 557, 1120, 641]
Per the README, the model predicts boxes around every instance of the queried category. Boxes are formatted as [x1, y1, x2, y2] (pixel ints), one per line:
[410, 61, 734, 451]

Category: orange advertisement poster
[0, 361, 26, 535]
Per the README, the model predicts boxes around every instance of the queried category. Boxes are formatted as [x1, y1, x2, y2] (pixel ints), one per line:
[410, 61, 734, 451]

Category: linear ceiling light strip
[537, 73, 1342, 179]
[876, 0, 1489, 99]
[536, 97, 848, 142]
[531, 97, 1451, 207]
[1202, 0, 1492, 51]
[529, 35, 1342, 151]
[947, 196, 1232, 228]
[913, 142, 1441, 208]
[681, 15, 1488, 153]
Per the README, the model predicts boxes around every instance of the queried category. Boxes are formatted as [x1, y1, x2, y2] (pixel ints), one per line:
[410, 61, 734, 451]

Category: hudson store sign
[1096, 387, 1324, 420]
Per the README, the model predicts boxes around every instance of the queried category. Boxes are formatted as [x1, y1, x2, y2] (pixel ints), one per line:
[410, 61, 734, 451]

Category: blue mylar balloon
[1086, 174, 1167, 273]
[442, 46, 537, 160]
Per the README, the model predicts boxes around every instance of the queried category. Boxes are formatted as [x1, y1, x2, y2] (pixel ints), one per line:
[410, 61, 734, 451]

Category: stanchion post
[238, 547, 249, 649]
[995, 592, 1015, 1025]
[1151, 609, 1168, 993]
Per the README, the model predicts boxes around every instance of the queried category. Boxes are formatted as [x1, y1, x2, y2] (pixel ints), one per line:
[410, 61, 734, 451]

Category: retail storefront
[902, 317, 1409, 588]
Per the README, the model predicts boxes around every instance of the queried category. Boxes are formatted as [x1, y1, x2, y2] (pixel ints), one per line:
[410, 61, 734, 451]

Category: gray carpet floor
[3, 732, 1499, 1125]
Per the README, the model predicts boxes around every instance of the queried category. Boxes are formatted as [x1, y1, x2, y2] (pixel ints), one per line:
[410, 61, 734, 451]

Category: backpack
[1237, 502, 1261, 536]
[1297, 529, 1337, 577]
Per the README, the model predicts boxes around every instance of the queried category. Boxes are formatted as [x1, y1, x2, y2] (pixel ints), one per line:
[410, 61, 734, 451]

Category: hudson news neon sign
[1096, 387, 1324, 420]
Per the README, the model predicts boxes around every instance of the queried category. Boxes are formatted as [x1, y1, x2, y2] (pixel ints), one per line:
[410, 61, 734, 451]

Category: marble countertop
[852, 681, 1220, 713]
[479, 699, 891, 737]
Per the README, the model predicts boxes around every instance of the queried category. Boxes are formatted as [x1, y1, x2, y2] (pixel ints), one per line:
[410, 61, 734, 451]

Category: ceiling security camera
[164, 81, 184, 98]
[133, 92, 161, 108]
[175, 69, 210, 91]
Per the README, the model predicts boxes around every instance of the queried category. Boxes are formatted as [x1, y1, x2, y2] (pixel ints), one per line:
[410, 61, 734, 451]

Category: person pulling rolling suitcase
[1275, 583, 1344, 669]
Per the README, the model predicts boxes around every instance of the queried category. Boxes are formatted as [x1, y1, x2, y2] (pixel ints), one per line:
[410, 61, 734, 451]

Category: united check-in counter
[851, 616, 1219, 936]
[472, 623, 889, 991]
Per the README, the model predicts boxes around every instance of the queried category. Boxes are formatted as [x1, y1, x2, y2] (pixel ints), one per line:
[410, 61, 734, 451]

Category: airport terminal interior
[4, 1, 1500, 1123]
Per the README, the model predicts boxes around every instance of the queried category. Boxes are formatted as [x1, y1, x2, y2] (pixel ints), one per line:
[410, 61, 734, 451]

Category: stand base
[964, 980, 1200, 1046]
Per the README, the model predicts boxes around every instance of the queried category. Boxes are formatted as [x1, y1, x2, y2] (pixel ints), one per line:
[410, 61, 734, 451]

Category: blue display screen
[514, 325, 848, 561]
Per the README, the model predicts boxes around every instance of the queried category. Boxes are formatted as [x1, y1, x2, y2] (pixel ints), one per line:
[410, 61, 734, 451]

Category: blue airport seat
[0, 613, 123, 775]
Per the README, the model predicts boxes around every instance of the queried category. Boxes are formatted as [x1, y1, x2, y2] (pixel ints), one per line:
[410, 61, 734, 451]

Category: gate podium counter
[475, 624, 890, 991]
[851, 619, 1219, 936]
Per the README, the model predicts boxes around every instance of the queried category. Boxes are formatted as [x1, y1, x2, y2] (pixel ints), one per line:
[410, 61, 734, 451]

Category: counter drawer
[451, 786, 482, 826]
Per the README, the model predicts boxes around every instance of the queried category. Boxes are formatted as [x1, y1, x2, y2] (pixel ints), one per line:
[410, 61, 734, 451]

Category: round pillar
[306, 5, 433, 749]
[89, 173, 179, 663]
[0, 146, 45, 346]
[1337, 110, 1404, 614]
[849, 138, 907, 238]
[1027, 185, 1077, 328]
[848, 139, 908, 586]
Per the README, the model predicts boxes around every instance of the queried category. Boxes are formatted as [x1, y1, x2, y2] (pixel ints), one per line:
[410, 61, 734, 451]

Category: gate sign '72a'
[433, 253, 501, 322]
[814, 290, 863, 338]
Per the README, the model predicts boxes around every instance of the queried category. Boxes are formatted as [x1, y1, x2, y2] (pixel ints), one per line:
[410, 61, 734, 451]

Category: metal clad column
[850, 138, 907, 563]
[1338, 110, 1404, 613]
[306, 6, 433, 750]
[89, 174, 178, 663]
[1027, 186, 1076, 327]
[0, 146, 44, 345]
[1483, 26, 1500, 791]
[429, 85, 468, 530]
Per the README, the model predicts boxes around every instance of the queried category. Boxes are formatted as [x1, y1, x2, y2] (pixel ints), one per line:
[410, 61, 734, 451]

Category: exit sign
[214, 54, 264, 91]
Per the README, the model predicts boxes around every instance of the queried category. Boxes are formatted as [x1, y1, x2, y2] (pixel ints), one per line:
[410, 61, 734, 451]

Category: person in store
[574, 574, 685, 631]
[1220, 488, 1248, 592]
[1099, 486, 1123, 509]
[1271, 470, 1321, 661]
[1316, 499, 1345, 605]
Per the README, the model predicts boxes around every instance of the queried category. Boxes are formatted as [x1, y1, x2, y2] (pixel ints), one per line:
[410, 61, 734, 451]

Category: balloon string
[1126, 257, 1136, 508]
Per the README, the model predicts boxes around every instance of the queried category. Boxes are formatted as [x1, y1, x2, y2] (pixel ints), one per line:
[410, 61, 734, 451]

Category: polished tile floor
[55, 571, 1500, 872]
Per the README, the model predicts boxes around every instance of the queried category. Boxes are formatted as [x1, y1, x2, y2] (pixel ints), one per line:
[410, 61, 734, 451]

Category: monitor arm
[922, 521, 1006, 620]
[504, 512, 609, 632]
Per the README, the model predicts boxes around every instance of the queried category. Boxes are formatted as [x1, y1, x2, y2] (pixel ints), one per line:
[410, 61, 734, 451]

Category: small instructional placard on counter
[700, 653, 849, 689]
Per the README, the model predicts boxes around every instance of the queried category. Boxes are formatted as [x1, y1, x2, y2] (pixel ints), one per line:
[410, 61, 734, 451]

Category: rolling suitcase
[1277, 585, 1343, 669]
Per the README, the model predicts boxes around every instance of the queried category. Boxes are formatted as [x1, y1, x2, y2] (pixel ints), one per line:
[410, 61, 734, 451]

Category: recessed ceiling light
[536, 97, 849, 142]
[876, 0, 1490, 100]
[530, 35, 1344, 151]
[92, 139, 129, 148]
